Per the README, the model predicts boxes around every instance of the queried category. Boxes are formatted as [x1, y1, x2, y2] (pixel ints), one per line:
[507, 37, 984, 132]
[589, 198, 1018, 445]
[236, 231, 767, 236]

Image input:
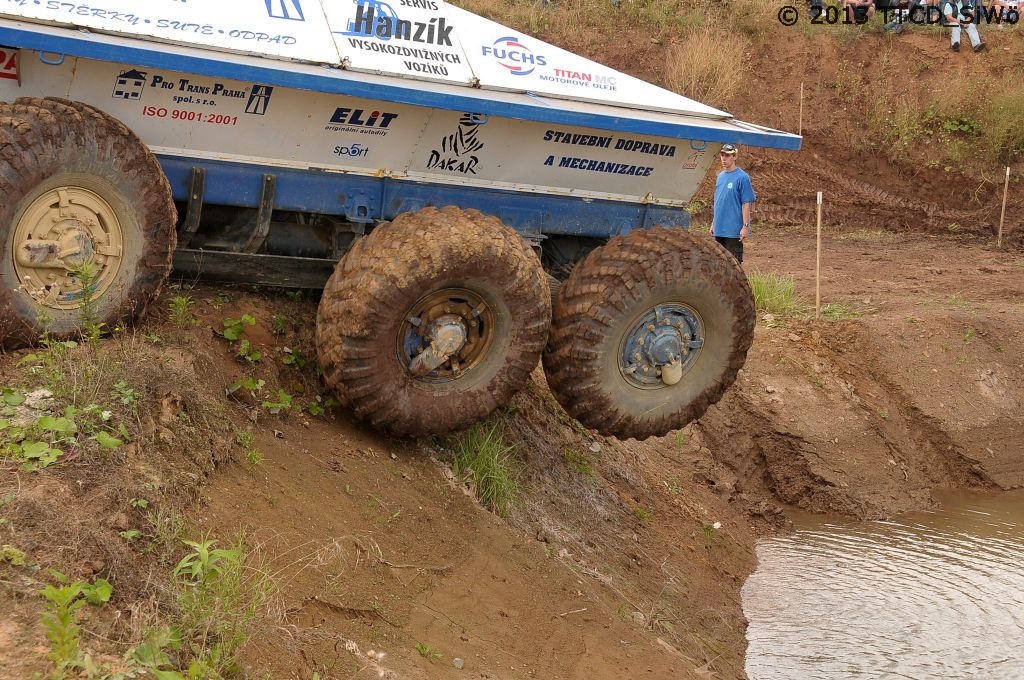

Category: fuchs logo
[481, 36, 546, 76]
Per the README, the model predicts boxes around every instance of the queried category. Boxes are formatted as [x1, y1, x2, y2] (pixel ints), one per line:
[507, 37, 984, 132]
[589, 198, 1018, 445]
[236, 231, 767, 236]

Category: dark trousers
[715, 236, 744, 263]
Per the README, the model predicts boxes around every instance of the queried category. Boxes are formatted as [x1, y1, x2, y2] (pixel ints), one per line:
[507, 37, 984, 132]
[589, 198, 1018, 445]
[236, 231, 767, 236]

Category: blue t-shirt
[713, 168, 756, 238]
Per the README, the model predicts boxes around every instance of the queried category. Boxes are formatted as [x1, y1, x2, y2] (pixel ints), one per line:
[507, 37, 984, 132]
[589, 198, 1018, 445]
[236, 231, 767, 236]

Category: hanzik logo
[481, 36, 546, 76]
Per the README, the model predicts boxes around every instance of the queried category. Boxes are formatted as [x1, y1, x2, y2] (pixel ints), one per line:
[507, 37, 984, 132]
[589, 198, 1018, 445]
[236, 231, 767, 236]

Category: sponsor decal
[538, 69, 617, 91]
[481, 36, 546, 76]
[681, 151, 702, 170]
[341, 0, 453, 46]
[0, 47, 17, 81]
[112, 69, 147, 100]
[246, 85, 274, 115]
[334, 142, 371, 157]
[265, 0, 305, 20]
[427, 113, 486, 175]
[325, 106, 400, 136]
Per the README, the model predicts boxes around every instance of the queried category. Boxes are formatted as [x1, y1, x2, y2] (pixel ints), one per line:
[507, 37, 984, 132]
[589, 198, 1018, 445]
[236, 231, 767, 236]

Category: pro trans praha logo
[481, 36, 546, 76]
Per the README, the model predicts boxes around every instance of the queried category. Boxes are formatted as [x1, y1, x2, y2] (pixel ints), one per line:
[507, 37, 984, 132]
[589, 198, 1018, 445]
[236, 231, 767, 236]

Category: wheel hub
[12, 185, 124, 310]
[619, 304, 704, 388]
[399, 288, 494, 383]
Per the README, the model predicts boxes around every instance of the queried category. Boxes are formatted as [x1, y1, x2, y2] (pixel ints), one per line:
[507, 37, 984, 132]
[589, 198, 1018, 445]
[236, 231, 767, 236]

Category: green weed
[173, 535, 276, 677]
[980, 89, 1024, 163]
[820, 302, 857, 320]
[702, 521, 721, 544]
[749, 271, 805, 317]
[271, 314, 290, 335]
[415, 642, 442, 663]
[39, 572, 112, 677]
[261, 390, 294, 415]
[445, 420, 520, 517]
[111, 380, 141, 407]
[222, 314, 256, 342]
[2, 544, 27, 566]
[562, 448, 594, 476]
[168, 295, 196, 327]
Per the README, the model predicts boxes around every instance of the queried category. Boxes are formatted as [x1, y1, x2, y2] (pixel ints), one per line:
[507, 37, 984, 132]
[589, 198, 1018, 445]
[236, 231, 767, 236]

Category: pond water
[743, 489, 1024, 680]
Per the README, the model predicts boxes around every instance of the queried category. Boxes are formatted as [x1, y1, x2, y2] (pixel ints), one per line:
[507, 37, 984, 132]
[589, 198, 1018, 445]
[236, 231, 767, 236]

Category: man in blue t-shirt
[709, 143, 757, 264]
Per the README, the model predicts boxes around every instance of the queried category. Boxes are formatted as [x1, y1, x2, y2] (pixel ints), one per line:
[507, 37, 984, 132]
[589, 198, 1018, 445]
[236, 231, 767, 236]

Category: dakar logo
[480, 36, 547, 76]
[681, 151, 702, 170]
[426, 113, 486, 175]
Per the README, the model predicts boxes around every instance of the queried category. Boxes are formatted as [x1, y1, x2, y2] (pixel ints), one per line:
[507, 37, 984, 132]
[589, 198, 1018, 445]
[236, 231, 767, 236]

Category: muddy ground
[2, 222, 1021, 680]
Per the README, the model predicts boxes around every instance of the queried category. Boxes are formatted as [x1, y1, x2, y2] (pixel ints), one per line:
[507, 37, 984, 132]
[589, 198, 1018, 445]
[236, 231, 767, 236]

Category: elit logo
[481, 36, 547, 76]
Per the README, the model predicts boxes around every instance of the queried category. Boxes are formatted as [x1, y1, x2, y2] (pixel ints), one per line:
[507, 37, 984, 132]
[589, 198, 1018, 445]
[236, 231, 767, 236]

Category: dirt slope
[5, 223, 1022, 679]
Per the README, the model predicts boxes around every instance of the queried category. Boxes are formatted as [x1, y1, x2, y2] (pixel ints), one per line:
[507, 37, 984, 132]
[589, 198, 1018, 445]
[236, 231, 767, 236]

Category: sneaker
[894, 22, 906, 34]
[974, 42, 987, 52]
[951, 41, 961, 51]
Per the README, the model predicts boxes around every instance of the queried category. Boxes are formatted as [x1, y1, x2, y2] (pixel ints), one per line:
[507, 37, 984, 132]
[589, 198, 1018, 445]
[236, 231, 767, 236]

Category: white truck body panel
[1, 46, 731, 204]
[2, 0, 731, 118]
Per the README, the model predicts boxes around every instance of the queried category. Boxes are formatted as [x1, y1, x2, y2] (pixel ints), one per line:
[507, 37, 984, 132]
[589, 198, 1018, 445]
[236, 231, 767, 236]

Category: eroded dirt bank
[1, 229, 1022, 680]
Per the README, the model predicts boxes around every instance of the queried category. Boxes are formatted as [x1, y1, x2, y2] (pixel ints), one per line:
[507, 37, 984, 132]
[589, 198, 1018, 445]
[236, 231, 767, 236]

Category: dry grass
[664, 28, 747, 108]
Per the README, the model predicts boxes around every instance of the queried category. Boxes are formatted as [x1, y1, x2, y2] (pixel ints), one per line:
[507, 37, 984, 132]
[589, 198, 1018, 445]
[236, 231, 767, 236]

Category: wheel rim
[12, 184, 124, 310]
[618, 303, 705, 389]
[397, 287, 496, 384]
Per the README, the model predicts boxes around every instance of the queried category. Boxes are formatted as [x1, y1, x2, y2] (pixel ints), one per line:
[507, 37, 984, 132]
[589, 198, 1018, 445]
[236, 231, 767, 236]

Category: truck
[0, 0, 800, 440]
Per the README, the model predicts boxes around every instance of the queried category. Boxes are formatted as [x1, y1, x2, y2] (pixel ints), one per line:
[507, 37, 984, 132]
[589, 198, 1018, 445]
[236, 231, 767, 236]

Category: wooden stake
[815, 191, 822, 319]
[998, 166, 1009, 249]
[799, 82, 804, 137]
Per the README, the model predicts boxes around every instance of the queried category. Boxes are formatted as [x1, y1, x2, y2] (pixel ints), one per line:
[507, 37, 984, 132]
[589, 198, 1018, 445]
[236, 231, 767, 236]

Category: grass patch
[562, 448, 594, 476]
[749, 271, 805, 317]
[664, 28, 746, 108]
[445, 421, 520, 517]
[980, 89, 1024, 163]
[820, 302, 857, 320]
[838, 229, 896, 242]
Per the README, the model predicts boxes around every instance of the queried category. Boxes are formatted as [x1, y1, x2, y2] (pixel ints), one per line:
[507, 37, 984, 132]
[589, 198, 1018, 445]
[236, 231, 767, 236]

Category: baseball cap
[720, 144, 738, 155]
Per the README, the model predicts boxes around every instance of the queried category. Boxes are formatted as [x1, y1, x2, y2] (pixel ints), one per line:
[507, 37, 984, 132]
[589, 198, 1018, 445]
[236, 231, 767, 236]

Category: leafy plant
[261, 390, 294, 415]
[2, 544, 27, 566]
[172, 536, 276, 677]
[235, 430, 263, 466]
[236, 338, 262, 364]
[281, 347, 307, 369]
[69, 262, 104, 341]
[111, 380, 141, 406]
[221, 314, 256, 342]
[168, 295, 196, 327]
[415, 642, 442, 663]
[39, 572, 113, 677]
[226, 377, 265, 399]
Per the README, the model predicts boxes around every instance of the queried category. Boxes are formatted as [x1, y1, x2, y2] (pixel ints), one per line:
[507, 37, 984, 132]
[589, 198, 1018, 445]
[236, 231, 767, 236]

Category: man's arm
[740, 203, 751, 240]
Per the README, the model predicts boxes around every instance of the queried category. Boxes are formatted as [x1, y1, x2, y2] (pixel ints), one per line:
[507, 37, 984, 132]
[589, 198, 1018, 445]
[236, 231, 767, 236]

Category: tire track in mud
[750, 156, 996, 234]
[695, 320, 997, 520]
[807, 322, 996, 490]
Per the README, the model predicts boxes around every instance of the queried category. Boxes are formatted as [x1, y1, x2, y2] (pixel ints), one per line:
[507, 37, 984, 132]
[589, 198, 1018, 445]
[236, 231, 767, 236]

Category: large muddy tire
[543, 228, 755, 440]
[316, 206, 550, 437]
[0, 98, 176, 349]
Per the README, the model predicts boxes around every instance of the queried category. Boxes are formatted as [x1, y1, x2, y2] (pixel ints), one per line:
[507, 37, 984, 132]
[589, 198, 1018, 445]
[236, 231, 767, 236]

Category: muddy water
[743, 490, 1024, 680]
